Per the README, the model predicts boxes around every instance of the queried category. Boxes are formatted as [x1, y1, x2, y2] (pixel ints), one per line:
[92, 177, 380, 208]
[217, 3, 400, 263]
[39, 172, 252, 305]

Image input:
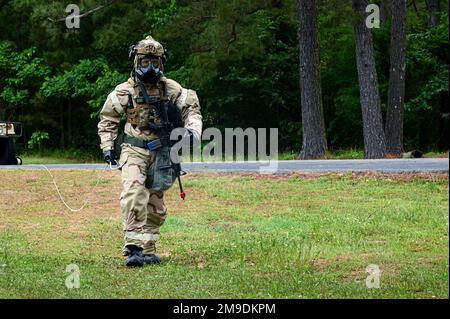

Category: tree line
[0, 0, 448, 158]
[299, 0, 446, 158]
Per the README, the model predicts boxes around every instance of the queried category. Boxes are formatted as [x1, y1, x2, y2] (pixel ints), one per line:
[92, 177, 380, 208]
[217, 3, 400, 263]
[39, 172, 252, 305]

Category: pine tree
[352, 0, 387, 159]
[298, 0, 327, 159]
[385, 0, 407, 155]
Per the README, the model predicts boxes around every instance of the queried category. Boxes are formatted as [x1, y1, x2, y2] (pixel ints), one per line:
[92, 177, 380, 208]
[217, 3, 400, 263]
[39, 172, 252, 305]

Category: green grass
[0, 171, 448, 298]
[279, 149, 366, 160]
[20, 149, 448, 164]
[19, 155, 89, 165]
[424, 151, 449, 158]
[19, 149, 102, 164]
[283, 149, 448, 160]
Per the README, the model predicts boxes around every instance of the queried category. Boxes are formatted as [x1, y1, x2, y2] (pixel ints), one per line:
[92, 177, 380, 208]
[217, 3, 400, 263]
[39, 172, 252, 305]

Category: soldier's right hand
[103, 150, 118, 166]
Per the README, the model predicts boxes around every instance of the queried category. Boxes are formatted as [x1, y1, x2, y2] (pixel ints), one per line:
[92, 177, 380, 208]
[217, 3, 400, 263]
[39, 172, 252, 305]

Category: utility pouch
[127, 105, 153, 129]
[146, 145, 177, 191]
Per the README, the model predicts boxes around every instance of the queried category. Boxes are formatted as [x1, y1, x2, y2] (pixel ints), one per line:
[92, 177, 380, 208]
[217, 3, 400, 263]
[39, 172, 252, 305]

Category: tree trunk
[297, 0, 327, 159]
[380, 0, 392, 27]
[352, 0, 387, 159]
[385, 0, 407, 155]
[426, 0, 440, 28]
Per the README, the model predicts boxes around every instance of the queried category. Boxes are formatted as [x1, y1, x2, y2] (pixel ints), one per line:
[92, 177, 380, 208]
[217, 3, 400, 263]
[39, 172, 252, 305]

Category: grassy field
[0, 170, 448, 298]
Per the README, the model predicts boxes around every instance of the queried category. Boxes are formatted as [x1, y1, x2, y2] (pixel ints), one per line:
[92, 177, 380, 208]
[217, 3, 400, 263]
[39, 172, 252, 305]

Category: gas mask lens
[140, 57, 159, 68]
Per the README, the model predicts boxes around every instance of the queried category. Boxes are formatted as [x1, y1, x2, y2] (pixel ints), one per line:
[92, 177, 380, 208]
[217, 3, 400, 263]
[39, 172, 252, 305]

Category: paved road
[0, 159, 448, 173]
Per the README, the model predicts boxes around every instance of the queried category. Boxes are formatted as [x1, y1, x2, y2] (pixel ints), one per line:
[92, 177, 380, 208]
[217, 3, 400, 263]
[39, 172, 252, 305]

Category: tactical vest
[125, 79, 183, 133]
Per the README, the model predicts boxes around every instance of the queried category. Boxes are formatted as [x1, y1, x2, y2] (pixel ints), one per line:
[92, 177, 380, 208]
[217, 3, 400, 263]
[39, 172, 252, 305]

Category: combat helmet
[130, 36, 169, 83]
[130, 36, 165, 58]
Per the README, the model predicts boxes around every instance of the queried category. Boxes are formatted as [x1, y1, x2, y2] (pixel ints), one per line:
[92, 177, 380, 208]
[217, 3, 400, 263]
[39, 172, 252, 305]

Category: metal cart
[0, 121, 23, 165]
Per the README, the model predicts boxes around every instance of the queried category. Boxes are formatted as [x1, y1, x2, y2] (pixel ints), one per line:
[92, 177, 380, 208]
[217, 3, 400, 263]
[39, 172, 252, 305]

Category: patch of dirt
[312, 259, 327, 273]
[434, 153, 449, 158]
[384, 154, 402, 159]
[313, 254, 353, 273]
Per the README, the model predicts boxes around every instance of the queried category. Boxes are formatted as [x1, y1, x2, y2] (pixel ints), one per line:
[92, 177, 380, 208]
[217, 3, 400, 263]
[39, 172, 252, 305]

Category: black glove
[103, 150, 118, 166]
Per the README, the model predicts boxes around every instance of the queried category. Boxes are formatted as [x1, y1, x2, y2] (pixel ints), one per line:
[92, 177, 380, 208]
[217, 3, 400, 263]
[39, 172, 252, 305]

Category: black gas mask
[135, 55, 163, 84]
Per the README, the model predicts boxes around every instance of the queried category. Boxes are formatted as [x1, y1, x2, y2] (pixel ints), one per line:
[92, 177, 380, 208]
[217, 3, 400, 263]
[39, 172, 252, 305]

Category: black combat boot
[143, 253, 161, 265]
[125, 245, 144, 267]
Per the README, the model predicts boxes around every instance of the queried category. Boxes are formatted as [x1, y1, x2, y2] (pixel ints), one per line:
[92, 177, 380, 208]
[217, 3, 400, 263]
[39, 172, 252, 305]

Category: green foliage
[0, 0, 448, 154]
[403, 12, 449, 150]
[88, 69, 128, 117]
[28, 131, 49, 150]
[406, 15, 449, 112]
[408, 65, 448, 113]
[40, 58, 128, 114]
[0, 42, 50, 118]
[41, 59, 108, 99]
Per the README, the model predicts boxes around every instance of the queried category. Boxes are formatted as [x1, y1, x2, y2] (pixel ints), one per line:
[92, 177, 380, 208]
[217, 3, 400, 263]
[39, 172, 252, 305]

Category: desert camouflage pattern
[98, 76, 202, 253]
[133, 36, 165, 57]
[119, 145, 167, 254]
[98, 76, 202, 152]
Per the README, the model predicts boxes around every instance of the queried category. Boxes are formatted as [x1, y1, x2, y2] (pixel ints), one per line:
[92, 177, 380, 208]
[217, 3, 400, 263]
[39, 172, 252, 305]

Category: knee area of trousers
[147, 206, 167, 226]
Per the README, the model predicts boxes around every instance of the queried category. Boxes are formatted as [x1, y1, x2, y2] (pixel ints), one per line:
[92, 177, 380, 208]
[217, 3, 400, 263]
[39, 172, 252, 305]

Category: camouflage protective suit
[98, 76, 202, 255]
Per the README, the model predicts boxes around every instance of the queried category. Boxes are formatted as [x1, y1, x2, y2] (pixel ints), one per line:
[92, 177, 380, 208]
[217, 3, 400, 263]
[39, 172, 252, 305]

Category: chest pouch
[127, 104, 159, 129]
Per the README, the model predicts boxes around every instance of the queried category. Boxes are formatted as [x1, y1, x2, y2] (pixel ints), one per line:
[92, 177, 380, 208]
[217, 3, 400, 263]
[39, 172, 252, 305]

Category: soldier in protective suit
[98, 36, 202, 267]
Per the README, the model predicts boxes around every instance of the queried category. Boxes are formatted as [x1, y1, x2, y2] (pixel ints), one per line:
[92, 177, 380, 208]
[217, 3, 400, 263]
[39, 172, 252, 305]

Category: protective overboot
[125, 245, 144, 267]
[143, 253, 161, 265]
